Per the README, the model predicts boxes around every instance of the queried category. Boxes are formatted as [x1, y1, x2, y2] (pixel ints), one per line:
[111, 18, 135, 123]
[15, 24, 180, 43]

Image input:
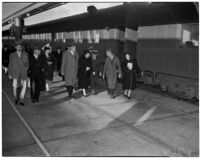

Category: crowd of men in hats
[3, 40, 143, 106]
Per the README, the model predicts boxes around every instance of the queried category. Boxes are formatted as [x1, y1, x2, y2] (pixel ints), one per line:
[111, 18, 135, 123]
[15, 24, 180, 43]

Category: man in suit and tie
[8, 41, 29, 106]
[28, 45, 45, 103]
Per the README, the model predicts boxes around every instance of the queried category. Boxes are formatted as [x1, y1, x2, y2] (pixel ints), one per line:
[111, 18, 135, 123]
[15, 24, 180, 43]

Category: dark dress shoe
[125, 95, 131, 99]
[110, 95, 115, 99]
[15, 99, 19, 105]
[19, 102, 25, 106]
[83, 94, 87, 97]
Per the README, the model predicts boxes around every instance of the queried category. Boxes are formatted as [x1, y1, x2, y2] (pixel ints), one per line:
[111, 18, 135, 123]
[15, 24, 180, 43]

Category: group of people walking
[5, 40, 143, 106]
[7, 41, 57, 105]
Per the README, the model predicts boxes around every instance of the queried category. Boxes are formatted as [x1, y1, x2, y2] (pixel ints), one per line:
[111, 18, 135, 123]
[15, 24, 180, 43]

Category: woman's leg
[124, 90, 128, 96]
[127, 89, 132, 98]
[82, 88, 86, 96]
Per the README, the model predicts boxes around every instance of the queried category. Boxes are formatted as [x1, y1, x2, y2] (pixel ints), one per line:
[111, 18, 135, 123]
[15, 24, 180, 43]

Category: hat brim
[91, 50, 98, 54]
[15, 43, 23, 46]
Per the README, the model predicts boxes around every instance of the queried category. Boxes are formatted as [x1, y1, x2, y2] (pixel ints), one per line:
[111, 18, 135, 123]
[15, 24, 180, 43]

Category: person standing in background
[103, 48, 122, 99]
[54, 46, 63, 79]
[61, 44, 79, 98]
[2, 45, 11, 74]
[8, 41, 29, 106]
[24, 43, 33, 88]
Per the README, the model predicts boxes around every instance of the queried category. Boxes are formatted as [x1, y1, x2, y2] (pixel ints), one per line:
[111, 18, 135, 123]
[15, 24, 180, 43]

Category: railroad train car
[2, 2, 199, 100]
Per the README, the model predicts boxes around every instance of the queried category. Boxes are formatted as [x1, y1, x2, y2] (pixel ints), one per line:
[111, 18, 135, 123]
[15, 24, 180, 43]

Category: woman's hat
[44, 47, 50, 50]
[88, 46, 94, 50]
[89, 46, 98, 54]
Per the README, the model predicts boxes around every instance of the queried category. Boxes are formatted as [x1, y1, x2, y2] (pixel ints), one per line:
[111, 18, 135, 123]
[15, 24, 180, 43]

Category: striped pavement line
[134, 106, 158, 126]
[2, 90, 51, 156]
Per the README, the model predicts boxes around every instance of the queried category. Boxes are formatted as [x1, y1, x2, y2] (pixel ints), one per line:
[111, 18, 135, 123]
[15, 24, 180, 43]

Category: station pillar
[124, 11, 139, 59]
[124, 26, 138, 59]
[10, 17, 24, 41]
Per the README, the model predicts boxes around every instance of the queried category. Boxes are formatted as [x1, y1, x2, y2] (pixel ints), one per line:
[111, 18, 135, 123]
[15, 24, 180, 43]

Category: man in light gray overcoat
[8, 41, 29, 105]
[103, 48, 122, 99]
[61, 44, 79, 97]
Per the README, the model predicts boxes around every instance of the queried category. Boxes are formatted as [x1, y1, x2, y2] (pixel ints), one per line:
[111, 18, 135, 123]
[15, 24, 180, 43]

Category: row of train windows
[21, 31, 100, 43]
[3, 24, 198, 46]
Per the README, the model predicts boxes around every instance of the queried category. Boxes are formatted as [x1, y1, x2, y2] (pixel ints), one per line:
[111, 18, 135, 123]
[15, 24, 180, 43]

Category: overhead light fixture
[26, 13, 30, 17]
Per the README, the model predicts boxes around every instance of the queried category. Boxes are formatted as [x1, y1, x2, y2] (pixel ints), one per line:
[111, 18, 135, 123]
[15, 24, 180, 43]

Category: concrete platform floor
[2, 74, 199, 156]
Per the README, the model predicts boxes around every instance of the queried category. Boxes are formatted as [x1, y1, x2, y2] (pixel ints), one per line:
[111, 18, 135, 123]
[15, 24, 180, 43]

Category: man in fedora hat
[28, 45, 45, 103]
[8, 40, 29, 106]
[88, 46, 99, 95]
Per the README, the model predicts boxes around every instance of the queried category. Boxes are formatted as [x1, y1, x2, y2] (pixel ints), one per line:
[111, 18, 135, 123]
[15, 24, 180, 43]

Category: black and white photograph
[1, 1, 199, 157]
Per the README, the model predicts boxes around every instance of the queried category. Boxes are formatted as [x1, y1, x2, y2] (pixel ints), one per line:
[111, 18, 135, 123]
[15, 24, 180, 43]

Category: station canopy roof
[2, 2, 198, 36]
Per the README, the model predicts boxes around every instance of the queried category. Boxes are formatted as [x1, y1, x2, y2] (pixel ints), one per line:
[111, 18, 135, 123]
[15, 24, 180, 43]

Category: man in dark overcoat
[8, 41, 29, 105]
[88, 46, 99, 95]
[61, 44, 79, 97]
[28, 45, 45, 103]
[103, 48, 122, 99]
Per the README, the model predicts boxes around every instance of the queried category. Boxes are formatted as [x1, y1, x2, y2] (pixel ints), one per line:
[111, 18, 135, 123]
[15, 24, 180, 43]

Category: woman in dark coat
[78, 50, 93, 96]
[41, 47, 56, 91]
[122, 53, 143, 99]
[103, 48, 122, 99]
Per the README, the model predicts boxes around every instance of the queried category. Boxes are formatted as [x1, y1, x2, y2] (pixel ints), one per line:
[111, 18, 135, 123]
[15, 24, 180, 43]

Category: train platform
[2, 73, 199, 156]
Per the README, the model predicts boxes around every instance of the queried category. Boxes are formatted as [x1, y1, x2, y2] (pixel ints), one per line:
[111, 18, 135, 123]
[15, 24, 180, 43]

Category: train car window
[77, 31, 82, 43]
[94, 30, 100, 43]
[87, 30, 92, 43]
[181, 23, 198, 47]
[74, 32, 77, 43]
[94, 33, 100, 43]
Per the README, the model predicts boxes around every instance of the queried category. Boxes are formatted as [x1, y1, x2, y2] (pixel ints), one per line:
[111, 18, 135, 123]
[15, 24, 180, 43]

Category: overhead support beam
[3, 3, 45, 26]
[2, 2, 198, 36]
[194, 2, 199, 14]
[2, 2, 67, 26]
